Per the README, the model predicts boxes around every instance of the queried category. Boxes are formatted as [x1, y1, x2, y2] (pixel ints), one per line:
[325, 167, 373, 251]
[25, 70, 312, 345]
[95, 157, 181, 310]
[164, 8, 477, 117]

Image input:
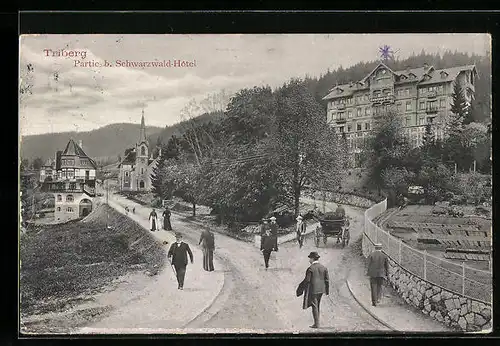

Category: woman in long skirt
[149, 209, 158, 232]
[162, 207, 172, 231]
[199, 229, 215, 271]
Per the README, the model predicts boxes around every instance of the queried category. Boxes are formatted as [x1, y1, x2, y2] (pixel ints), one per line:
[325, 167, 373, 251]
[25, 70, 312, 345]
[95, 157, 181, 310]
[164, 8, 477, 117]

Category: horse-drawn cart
[314, 217, 350, 248]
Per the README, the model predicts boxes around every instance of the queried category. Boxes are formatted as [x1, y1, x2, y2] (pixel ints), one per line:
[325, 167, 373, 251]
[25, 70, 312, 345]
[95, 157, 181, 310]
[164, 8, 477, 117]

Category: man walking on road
[296, 215, 306, 248]
[167, 233, 194, 290]
[366, 243, 389, 306]
[260, 229, 277, 270]
[296, 251, 329, 328]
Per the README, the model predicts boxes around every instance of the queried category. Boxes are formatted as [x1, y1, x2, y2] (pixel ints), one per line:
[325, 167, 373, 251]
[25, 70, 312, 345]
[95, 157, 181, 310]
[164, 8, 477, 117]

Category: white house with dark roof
[40, 139, 97, 222]
[117, 110, 160, 192]
[322, 62, 478, 167]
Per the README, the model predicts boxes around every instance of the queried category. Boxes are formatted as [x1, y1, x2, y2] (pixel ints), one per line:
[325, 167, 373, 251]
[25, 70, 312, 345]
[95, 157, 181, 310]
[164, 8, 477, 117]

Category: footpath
[346, 245, 452, 332]
[77, 194, 225, 334]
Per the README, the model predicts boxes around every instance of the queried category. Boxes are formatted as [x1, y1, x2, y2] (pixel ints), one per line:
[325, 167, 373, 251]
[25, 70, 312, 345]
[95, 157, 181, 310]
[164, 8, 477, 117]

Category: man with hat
[296, 215, 306, 248]
[167, 232, 194, 290]
[296, 251, 329, 328]
[366, 243, 389, 306]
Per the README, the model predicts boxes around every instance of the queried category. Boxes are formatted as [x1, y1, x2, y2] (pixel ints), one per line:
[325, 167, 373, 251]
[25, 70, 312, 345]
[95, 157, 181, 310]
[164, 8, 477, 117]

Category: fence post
[399, 239, 402, 264]
[462, 261, 466, 296]
[423, 250, 427, 280]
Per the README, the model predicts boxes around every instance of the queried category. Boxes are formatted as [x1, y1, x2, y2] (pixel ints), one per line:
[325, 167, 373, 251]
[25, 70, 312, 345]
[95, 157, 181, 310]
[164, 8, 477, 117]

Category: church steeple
[139, 108, 147, 144]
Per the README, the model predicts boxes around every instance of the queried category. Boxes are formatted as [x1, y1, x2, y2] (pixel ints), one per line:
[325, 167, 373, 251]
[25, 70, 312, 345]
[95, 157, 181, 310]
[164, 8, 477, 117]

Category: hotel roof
[322, 63, 477, 100]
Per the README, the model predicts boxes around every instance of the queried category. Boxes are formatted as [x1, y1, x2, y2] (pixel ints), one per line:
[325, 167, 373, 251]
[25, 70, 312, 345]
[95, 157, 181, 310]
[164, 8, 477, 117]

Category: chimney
[424, 62, 429, 69]
[78, 140, 83, 149]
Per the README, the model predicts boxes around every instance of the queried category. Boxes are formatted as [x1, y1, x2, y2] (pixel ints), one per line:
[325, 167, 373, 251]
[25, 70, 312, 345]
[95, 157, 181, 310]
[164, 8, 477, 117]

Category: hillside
[20, 123, 164, 162]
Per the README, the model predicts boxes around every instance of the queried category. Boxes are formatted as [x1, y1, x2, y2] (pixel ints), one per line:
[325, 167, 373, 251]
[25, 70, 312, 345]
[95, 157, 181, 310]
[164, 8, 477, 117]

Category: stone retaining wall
[362, 233, 492, 332]
[307, 190, 376, 209]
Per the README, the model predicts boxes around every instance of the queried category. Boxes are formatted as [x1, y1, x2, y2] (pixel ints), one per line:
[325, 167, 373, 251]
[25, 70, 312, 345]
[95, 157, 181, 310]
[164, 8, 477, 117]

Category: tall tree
[273, 79, 345, 217]
[364, 108, 411, 196]
[31, 157, 44, 170]
[150, 144, 168, 199]
[448, 81, 468, 134]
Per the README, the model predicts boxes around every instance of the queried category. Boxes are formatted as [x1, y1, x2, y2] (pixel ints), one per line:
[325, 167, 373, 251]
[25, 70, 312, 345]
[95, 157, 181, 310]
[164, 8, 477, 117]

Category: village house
[323, 62, 478, 167]
[40, 139, 97, 222]
[117, 110, 160, 192]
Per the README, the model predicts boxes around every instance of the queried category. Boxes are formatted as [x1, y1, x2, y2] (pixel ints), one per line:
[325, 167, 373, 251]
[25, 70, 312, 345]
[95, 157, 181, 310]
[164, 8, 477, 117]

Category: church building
[118, 111, 159, 192]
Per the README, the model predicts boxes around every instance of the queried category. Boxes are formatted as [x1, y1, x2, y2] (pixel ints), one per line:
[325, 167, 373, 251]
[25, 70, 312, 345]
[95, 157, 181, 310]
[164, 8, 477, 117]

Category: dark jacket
[269, 222, 278, 236]
[199, 230, 215, 250]
[260, 234, 276, 251]
[367, 250, 389, 278]
[167, 242, 194, 268]
[296, 262, 329, 309]
[162, 210, 171, 218]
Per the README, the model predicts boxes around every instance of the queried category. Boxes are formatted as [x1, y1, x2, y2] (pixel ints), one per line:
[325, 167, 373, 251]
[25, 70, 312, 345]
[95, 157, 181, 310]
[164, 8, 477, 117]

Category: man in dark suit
[167, 233, 194, 290]
[296, 251, 329, 328]
[366, 243, 389, 306]
[260, 229, 277, 269]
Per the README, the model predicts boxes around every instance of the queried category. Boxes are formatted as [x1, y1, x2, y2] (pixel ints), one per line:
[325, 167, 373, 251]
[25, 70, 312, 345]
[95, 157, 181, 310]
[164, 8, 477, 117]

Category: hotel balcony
[427, 91, 437, 98]
[370, 94, 395, 104]
[426, 105, 439, 114]
[335, 117, 347, 124]
[40, 180, 96, 197]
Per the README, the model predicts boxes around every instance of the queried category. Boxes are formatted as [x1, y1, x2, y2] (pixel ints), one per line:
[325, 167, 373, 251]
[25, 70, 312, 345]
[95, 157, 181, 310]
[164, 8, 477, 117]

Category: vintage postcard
[19, 34, 492, 335]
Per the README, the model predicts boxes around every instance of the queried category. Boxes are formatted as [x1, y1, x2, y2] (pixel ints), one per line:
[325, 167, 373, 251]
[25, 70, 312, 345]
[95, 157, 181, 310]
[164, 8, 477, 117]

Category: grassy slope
[20, 204, 165, 316]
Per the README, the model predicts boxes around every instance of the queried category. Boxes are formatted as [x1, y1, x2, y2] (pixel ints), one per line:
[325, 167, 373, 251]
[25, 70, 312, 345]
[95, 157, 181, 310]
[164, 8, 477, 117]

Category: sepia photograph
[19, 33, 492, 335]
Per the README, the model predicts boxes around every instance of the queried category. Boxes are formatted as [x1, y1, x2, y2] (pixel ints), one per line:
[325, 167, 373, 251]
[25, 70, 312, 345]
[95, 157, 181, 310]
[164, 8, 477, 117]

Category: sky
[19, 34, 490, 136]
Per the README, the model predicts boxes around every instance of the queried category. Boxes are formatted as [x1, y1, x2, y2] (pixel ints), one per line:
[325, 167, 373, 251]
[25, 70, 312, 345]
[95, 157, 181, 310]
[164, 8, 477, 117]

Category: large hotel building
[322, 62, 477, 167]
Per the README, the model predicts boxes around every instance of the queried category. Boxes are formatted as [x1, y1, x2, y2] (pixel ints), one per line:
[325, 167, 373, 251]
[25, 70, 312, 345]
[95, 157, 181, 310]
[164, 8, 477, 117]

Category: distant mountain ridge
[20, 123, 164, 162]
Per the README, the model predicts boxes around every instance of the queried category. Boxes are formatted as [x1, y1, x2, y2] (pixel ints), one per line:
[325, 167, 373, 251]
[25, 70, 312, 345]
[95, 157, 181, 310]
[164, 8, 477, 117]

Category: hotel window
[364, 94, 369, 101]
[405, 88, 410, 96]
[365, 122, 371, 130]
[67, 207, 73, 213]
[419, 101, 426, 110]
[338, 112, 345, 119]
[373, 90, 381, 97]
[406, 116, 412, 126]
[57, 207, 61, 212]
[357, 123, 362, 131]
[348, 110, 353, 118]
[419, 117, 425, 125]
[365, 107, 371, 116]
[396, 103, 402, 112]
[406, 101, 412, 111]
[141, 168, 144, 174]
[383, 88, 390, 95]
[440, 99, 446, 108]
[438, 85, 444, 93]
[347, 125, 352, 132]
[125, 171, 129, 177]
[66, 195, 74, 202]
[57, 194, 62, 202]
[356, 108, 361, 117]
[420, 88, 426, 95]
[68, 170, 74, 179]
[339, 126, 344, 133]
